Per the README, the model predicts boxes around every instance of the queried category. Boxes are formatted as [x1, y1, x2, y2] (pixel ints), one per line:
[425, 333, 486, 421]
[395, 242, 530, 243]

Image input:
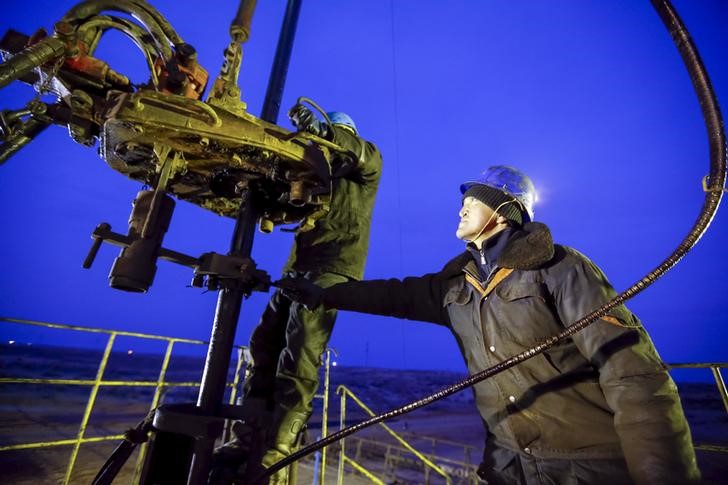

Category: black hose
[91, 410, 155, 485]
[260, 0, 726, 478]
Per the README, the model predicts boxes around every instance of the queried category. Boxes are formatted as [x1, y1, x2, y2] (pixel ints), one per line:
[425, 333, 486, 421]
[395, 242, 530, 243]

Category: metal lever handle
[83, 223, 111, 268]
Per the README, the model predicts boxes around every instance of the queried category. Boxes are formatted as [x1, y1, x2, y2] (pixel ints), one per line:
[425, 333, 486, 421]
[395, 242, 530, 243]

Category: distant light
[332, 361, 338, 367]
[127, 350, 134, 355]
[8, 340, 16, 345]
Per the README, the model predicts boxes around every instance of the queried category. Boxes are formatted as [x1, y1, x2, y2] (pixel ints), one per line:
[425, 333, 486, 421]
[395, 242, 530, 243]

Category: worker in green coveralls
[212, 103, 382, 485]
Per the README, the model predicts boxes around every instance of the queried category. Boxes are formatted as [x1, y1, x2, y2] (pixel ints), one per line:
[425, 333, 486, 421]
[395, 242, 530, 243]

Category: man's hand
[275, 277, 325, 310]
[288, 104, 329, 138]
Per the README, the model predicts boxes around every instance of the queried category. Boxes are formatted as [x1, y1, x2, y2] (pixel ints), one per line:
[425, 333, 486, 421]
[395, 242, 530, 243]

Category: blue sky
[1, 1, 726, 378]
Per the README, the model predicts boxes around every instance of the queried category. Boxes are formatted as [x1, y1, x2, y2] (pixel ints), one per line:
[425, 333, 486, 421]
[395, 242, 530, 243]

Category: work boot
[258, 410, 309, 485]
[209, 398, 271, 484]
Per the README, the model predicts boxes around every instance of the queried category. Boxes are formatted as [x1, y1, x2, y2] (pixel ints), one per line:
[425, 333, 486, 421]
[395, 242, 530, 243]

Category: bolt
[176, 43, 197, 65]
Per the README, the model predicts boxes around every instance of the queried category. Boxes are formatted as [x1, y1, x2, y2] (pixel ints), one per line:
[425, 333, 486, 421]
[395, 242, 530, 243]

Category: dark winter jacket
[320, 222, 700, 484]
[283, 125, 382, 280]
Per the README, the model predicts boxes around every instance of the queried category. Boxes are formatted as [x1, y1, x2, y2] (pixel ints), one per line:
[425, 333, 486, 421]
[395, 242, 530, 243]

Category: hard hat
[460, 165, 536, 223]
[326, 111, 358, 135]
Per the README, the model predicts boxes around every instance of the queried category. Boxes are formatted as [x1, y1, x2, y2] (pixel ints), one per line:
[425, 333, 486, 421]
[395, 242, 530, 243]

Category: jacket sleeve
[551, 255, 700, 484]
[329, 126, 382, 184]
[321, 272, 451, 326]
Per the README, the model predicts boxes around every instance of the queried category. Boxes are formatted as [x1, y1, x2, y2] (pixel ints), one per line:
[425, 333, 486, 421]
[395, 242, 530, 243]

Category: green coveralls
[244, 124, 382, 472]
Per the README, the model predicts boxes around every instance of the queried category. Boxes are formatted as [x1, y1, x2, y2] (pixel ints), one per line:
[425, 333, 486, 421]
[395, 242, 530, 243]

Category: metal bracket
[83, 222, 271, 294]
[702, 174, 728, 193]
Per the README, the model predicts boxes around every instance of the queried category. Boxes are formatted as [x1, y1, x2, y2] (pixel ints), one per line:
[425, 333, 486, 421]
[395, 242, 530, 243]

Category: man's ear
[495, 214, 509, 225]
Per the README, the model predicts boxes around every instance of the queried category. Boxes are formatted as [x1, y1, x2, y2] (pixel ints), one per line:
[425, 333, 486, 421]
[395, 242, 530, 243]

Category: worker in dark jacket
[278, 166, 700, 485]
[214, 104, 382, 485]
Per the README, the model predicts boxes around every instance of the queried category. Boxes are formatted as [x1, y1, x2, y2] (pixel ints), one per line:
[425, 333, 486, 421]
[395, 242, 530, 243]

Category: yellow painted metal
[710, 366, 728, 414]
[64, 333, 116, 485]
[0, 377, 201, 387]
[336, 385, 451, 484]
[694, 444, 728, 453]
[343, 455, 385, 485]
[229, 346, 246, 407]
[0, 435, 125, 451]
[668, 362, 728, 415]
[319, 348, 332, 485]
[132, 339, 177, 482]
[337, 390, 347, 485]
[0, 316, 207, 343]
[1, 316, 249, 481]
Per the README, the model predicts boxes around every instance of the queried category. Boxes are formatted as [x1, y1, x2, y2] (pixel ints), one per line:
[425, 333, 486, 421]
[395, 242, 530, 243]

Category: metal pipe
[61, 0, 178, 58]
[64, 334, 117, 484]
[0, 36, 66, 90]
[186, 189, 257, 484]
[231, 0, 258, 43]
[711, 366, 728, 415]
[320, 349, 332, 485]
[337, 390, 346, 485]
[132, 340, 177, 482]
[0, 118, 50, 165]
[260, 0, 303, 124]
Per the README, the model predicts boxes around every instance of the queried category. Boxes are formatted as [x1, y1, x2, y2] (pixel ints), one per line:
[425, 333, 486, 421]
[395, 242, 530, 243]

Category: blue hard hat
[326, 111, 357, 135]
[460, 165, 536, 223]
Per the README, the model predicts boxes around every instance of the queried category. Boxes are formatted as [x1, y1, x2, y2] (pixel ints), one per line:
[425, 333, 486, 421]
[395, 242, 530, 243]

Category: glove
[288, 104, 329, 138]
[275, 276, 325, 310]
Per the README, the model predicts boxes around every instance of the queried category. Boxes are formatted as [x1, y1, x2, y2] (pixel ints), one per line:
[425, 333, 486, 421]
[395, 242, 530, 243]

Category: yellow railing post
[337, 387, 347, 485]
[64, 333, 116, 485]
[710, 365, 728, 414]
[132, 339, 177, 482]
[318, 348, 334, 485]
[335, 385, 451, 485]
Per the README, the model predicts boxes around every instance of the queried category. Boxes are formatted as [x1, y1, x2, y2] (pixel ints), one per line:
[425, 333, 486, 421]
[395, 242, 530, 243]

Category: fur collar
[443, 222, 555, 277]
[497, 222, 555, 270]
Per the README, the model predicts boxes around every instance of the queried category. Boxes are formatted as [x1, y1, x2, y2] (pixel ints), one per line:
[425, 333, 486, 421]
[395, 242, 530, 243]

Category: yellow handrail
[336, 384, 451, 485]
[64, 333, 116, 484]
[668, 362, 728, 414]
[343, 455, 386, 485]
[1, 316, 249, 484]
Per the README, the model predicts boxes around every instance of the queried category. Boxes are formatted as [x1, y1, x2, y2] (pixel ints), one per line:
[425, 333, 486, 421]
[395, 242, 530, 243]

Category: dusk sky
[1, 0, 726, 379]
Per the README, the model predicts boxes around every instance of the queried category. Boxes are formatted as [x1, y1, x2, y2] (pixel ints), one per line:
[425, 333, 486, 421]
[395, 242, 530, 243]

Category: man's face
[456, 196, 497, 242]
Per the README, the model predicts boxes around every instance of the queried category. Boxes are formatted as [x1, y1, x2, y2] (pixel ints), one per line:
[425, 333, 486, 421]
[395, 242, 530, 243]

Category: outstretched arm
[277, 273, 451, 326]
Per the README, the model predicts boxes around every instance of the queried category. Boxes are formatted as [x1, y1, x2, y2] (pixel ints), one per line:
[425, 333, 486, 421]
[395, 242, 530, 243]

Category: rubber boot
[259, 411, 309, 485]
[209, 397, 271, 484]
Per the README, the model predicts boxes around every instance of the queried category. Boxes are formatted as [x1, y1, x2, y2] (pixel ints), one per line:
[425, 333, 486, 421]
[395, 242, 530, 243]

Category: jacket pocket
[496, 282, 549, 302]
[444, 280, 473, 306]
[491, 282, 561, 347]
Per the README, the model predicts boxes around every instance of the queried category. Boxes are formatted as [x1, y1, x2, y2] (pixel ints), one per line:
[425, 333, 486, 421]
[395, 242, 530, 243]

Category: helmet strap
[467, 199, 515, 245]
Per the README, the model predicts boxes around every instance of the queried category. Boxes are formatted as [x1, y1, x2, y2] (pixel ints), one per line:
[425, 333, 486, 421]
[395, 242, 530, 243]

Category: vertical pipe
[64, 334, 116, 484]
[260, 0, 303, 124]
[187, 0, 304, 477]
[222, 346, 247, 443]
[187, 191, 257, 485]
[319, 349, 331, 485]
[337, 390, 346, 485]
[711, 366, 728, 414]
